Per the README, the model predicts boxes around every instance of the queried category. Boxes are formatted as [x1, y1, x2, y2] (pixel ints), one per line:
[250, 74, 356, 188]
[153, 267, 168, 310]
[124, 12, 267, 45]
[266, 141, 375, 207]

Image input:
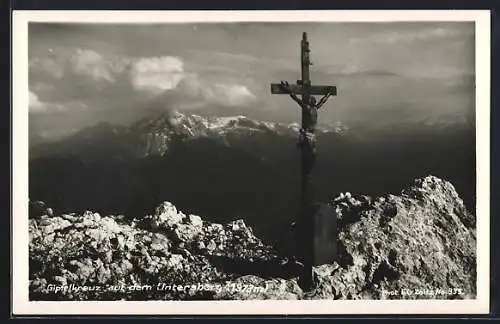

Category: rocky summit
[29, 175, 476, 300]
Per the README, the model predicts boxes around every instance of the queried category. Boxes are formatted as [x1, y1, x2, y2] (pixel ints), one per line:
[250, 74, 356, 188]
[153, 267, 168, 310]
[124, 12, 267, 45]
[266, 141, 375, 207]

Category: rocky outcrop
[29, 175, 476, 300]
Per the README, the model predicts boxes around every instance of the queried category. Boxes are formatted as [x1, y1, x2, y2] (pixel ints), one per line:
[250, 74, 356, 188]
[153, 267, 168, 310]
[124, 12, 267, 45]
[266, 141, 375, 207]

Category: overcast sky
[28, 22, 475, 137]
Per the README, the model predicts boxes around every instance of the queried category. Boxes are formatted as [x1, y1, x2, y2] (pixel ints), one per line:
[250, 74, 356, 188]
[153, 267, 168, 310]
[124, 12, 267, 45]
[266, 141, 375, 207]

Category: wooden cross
[270, 32, 337, 290]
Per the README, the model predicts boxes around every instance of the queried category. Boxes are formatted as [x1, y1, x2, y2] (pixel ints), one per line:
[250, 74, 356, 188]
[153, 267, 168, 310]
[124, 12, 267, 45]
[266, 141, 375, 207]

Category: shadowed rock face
[29, 175, 476, 300]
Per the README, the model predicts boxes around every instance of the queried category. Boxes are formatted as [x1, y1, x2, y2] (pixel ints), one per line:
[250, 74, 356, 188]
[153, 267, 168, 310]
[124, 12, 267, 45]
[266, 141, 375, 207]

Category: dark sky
[28, 22, 475, 138]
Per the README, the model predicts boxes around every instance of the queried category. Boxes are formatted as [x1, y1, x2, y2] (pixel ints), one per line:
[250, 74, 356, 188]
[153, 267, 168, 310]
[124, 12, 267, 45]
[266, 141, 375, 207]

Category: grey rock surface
[29, 175, 475, 300]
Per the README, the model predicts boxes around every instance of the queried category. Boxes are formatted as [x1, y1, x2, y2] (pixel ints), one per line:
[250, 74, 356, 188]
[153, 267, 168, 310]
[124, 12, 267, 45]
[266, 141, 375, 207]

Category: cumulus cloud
[30, 47, 259, 117]
[202, 84, 257, 107]
[29, 91, 65, 113]
[129, 56, 257, 108]
[70, 49, 115, 82]
[29, 91, 46, 112]
[29, 91, 87, 114]
[130, 56, 185, 94]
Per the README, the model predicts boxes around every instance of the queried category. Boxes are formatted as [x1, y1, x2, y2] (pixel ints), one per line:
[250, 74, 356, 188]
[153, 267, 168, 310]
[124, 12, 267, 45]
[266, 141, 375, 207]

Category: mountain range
[29, 111, 347, 160]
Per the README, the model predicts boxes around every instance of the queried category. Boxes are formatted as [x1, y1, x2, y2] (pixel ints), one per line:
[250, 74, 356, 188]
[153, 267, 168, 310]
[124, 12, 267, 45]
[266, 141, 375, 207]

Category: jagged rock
[39, 217, 72, 235]
[206, 239, 217, 252]
[61, 213, 79, 222]
[154, 201, 184, 227]
[110, 235, 126, 250]
[188, 214, 203, 227]
[29, 176, 476, 301]
[53, 275, 67, 286]
[174, 223, 203, 243]
[196, 241, 206, 251]
[230, 219, 246, 232]
[150, 233, 170, 252]
[45, 208, 54, 217]
[167, 254, 184, 271]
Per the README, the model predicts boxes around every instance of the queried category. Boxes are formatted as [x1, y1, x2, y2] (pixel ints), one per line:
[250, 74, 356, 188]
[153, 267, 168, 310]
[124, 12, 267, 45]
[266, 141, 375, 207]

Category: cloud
[202, 84, 257, 107]
[29, 91, 64, 113]
[30, 45, 260, 114]
[29, 91, 88, 114]
[130, 56, 185, 94]
[349, 27, 468, 45]
[31, 82, 55, 94]
[70, 49, 115, 82]
[129, 56, 258, 108]
[29, 56, 65, 79]
[175, 73, 202, 97]
[175, 75, 257, 108]
[29, 91, 46, 112]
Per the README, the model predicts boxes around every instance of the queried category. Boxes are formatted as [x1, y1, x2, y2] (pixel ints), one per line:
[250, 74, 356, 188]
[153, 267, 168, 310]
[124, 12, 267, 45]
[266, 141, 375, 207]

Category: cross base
[296, 203, 338, 291]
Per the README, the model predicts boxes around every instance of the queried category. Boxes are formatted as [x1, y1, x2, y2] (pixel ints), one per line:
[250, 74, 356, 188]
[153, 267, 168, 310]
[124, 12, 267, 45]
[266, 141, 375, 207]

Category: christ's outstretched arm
[289, 92, 303, 106]
[281, 80, 303, 106]
[316, 92, 332, 110]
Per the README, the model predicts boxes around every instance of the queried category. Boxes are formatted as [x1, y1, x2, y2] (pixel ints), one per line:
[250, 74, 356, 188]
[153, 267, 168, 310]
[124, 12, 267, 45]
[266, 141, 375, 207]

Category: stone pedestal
[313, 203, 338, 266]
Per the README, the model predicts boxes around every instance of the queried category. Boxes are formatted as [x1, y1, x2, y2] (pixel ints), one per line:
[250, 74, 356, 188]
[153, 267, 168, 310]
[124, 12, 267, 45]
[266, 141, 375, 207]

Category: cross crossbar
[270, 83, 337, 96]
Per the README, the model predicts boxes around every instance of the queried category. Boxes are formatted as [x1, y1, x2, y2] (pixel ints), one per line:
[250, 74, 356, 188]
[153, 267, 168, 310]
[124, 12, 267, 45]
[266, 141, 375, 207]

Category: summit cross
[270, 31, 337, 290]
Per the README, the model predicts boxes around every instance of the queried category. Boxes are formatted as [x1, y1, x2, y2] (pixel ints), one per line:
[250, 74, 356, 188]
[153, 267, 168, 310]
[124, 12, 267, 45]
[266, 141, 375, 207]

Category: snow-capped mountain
[132, 110, 341, 138]
[30, 111, 347, 159]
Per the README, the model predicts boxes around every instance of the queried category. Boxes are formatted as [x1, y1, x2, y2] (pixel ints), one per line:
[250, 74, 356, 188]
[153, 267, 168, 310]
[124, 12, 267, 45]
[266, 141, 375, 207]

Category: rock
[167, 254, 184, 271]
[45, 208, 54, 217]
[96, 266, 111, 283]
[40, 218, 72, 235]
[30, 278, 47, 293]
[174, 223, 202, 243]
[154, 201, 184, 227]
[206, 239, 217, 251]
[103, 250, 113, 263]
[150, 233, 170, 251]
[28, 176, 476, 301]
[189, 214, 203, 227]
[61, 213, 78, 222]
[69, 259, 95, 283]
[196, 241, 206, 251]
[92, 212, 101, 222]
[230, 219, 246, 232]
[53, 275, 67, 285]
[99, 217, 121, 233]
[111, 235, 126, 249]
[150, 218, 160, 230]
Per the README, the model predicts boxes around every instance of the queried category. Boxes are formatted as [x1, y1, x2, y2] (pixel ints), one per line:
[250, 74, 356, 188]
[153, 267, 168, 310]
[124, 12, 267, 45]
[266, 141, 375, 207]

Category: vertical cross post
[298, 31, 314, 290]
[270, 32, 337, 291]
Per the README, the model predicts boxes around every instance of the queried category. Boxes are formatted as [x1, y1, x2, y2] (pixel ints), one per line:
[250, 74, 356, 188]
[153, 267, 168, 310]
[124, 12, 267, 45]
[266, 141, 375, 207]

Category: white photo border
[12, 9, 491, 315]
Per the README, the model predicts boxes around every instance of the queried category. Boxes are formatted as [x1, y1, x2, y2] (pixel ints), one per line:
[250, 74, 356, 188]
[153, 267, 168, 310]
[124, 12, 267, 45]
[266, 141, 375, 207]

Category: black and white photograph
[12, 10, 490, 315]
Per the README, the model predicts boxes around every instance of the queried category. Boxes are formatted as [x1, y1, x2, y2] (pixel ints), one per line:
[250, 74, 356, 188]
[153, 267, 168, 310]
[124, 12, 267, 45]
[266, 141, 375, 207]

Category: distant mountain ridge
[30, 111, 347, 160]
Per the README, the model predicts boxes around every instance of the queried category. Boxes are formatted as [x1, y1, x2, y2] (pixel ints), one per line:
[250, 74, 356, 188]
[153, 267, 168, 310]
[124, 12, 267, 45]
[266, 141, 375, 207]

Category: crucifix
[270, 32, 337, 290]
